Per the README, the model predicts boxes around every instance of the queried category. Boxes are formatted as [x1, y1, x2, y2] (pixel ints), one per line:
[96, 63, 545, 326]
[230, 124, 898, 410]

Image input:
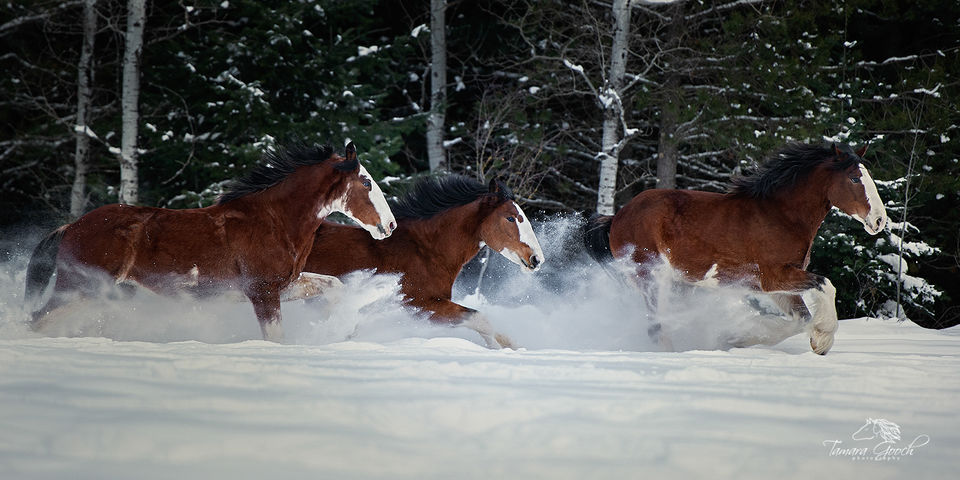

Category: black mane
[218, 143, 348, 205]
[728, 143, 861, 199]
[389, 175, 513, 220]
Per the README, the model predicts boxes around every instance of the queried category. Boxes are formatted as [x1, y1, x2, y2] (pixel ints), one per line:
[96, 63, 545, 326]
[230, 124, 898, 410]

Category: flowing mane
[218, 143, 356, 205]
[728, 143, 861, 199]
[389, 175, 513, 220]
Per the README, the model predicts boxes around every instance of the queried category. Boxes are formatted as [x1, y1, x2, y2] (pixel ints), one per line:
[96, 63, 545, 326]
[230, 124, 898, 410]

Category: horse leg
[30, 264, 101, 333]
[805, 278, 838, 355]
[248, 290, 284, 342]
[765, 270, 838, 355]
[280, 272, 344, 302]
[416, 298, 515, 349]
[629, 264, 673, 352]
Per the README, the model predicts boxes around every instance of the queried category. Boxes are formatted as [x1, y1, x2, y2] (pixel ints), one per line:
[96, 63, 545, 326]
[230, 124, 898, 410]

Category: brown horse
[583, 143, 887, 354]
[301, 175, 544, 348]
[25, 142, 396, 341]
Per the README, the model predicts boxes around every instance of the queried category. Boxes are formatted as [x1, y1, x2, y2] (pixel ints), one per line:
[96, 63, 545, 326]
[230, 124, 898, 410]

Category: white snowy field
[0, 319, 957, 480]
[1, 219, 957, 480]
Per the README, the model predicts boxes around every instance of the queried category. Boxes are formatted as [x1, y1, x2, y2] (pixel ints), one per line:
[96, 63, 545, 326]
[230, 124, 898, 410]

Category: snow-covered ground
[1, 220, 957, 479]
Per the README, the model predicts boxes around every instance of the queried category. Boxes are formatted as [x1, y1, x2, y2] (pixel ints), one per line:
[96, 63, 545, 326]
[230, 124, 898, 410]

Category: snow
[410, 24, 428, 38]
[1, 218, 957, 479]
[912, 84, 942, 98]
[357, 45, 379, 57]
[562, 58, 584, 74]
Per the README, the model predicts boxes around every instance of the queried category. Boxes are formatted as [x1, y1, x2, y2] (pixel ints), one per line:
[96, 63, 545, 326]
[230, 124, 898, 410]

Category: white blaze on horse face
[851, 165, 887, 235]
[320, 165, 396, 240]
[359, 164, 396, 239]
[497, 202, 544, 272]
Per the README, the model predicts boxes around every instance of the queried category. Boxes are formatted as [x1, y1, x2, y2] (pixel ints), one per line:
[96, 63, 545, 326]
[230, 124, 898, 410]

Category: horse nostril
[389, 221, 396, 231]
[377, 224, 386, 235]
[530, 255, 540, 268]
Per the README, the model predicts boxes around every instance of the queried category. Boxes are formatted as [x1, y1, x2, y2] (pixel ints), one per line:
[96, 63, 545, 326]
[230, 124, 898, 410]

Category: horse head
[852, 418, 901, 443]
[825, 143, 887, 235]
[478, 179, 544, 272]
[328, 142, 396, 240]
[852, 418, 877, 440]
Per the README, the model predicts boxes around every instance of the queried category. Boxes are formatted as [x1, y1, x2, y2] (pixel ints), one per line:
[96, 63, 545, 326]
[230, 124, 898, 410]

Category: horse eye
[850, 177, 861, 184]
[507, 216, 516, 223]
[361, 178, 372, 189]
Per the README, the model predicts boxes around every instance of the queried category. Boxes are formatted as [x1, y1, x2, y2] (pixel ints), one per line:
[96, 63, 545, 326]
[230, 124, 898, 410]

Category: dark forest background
[2, 0, 958, 327]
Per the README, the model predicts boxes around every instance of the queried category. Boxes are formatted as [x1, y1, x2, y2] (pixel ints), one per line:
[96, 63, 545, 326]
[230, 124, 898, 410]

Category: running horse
[302, 175, 545, 348]
[583, 143, 887, 354]
[25, 142, 396, 341]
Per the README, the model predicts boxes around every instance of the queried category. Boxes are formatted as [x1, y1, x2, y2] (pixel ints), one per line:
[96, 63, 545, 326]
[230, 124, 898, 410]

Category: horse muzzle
[372, 221, 395, 239]
[863, 211, 887, 235]
[522, 253, 543, 271]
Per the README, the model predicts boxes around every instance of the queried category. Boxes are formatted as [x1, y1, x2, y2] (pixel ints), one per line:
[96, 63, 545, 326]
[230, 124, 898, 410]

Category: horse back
[306, 219, 463, 301]
[60, 203, 236, 288]
[610, 189, 815, 284]
[610, 190, 755, 277]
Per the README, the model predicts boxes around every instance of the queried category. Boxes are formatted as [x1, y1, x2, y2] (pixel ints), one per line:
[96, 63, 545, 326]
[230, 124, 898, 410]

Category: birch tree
[426, 0, 447, 172]
[70, 0, 97, 218]
[595, 0, 633, 214]
[118, 0, 145, 205]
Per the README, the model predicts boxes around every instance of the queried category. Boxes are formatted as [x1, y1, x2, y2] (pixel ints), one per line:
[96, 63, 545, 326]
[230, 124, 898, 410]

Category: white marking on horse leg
[805, 278, 838, 355]
[770, 293, 807, 323]
[280, 272, 344, 302]
[462, 313, 515, 349]
[173, 265, 200, 289]
[260, 316, 284, 343]
[188, 265, 199, 285]
[115, 254, 136, 284]
[692, 263, 720, 287]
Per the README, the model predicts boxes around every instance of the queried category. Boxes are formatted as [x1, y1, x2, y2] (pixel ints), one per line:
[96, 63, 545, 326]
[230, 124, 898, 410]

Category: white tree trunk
[595, 0, 631, 215]
[426, 0, 447, 172]
[70, 0, 97, 218]
[118, 0, 145, 205]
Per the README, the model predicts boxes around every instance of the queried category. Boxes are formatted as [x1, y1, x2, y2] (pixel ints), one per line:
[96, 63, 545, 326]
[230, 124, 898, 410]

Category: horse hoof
[810, 332, 834, 355]
[495, 333, 516, 350]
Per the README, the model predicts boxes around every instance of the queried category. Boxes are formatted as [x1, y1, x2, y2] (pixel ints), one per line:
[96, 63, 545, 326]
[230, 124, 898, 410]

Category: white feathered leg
[461, 312, 515, 349]
[805, 278, 838, 355]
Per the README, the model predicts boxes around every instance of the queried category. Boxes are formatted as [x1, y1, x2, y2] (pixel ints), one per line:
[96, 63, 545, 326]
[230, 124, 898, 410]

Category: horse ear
[832, 143, 850, 162]
[488, 178, 501, 195]
[855, 143, 868, 158]
[345, 142, 357, 163]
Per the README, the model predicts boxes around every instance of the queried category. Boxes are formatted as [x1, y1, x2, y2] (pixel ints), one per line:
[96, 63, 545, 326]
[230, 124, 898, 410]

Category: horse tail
[25, 226, 67, 310]
[582, 213, 614, 264]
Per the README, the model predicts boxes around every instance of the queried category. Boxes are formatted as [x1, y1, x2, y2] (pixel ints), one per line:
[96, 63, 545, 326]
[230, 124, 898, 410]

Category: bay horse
[25, 142, 396, 342]
[301, 175, 545, 348]
[583, 143, 887, 354]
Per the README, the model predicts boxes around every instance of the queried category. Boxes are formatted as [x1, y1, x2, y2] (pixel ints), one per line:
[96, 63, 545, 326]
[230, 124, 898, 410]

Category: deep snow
[0, 218, 957, 479]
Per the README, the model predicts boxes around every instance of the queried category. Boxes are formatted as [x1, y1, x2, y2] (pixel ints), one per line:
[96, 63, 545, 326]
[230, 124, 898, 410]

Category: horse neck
[232, 168, 333, 245]
[408, 201, 486, 273]
[767, 171, 834, 236]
